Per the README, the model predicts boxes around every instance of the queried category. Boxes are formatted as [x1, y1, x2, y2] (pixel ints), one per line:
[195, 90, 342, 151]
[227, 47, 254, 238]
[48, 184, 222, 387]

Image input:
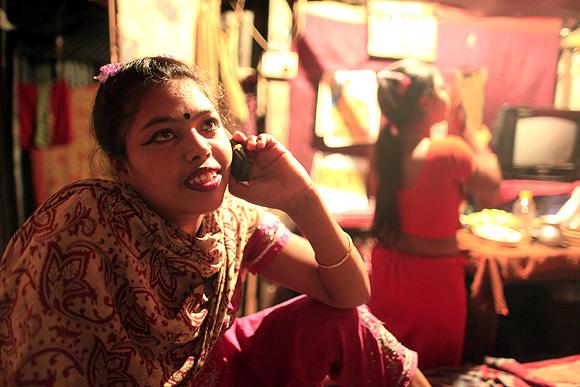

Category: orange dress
[368, 136, 475, 371]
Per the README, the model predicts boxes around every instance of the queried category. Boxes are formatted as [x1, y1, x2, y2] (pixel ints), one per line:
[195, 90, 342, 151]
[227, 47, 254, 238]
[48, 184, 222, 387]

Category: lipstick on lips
[184, 167, 222, 192]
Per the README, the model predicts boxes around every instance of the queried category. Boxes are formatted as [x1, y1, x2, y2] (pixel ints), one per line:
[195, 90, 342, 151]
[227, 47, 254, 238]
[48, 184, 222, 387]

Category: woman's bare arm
[258, 188, 370, 308]
[228, 132, 370, 308]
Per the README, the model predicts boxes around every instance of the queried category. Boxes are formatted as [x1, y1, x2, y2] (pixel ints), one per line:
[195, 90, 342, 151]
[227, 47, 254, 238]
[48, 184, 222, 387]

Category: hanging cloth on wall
[195, 0, 220, 92]
[50, 81, 72, 145]
[34, 83, 51, 148]
[18, 80, 72, 150]
[195, 0, 249, 126]
[219, 20, 249, 124]
[18, 83, 37, 150]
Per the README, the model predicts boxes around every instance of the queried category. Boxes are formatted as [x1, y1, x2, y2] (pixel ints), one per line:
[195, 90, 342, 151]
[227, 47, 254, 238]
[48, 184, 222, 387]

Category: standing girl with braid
[0, 56, 431, 386]
[368, 60, 501, 371]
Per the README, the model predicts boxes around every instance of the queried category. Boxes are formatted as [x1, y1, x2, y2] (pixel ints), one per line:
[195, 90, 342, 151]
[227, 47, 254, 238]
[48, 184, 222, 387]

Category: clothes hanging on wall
[28, 84, 99, 207]
[16, 57, 96, 150]
[13, 56, 99, 212]
[17, 58, 95, 86]
[18, 80, 72, 150]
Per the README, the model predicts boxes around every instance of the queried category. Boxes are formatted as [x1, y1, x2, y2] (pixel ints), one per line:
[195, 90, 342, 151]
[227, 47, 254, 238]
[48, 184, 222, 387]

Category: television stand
[499, 179, 580, 211]
[502, 169, 577, 182]
[510, 174, 575, 182]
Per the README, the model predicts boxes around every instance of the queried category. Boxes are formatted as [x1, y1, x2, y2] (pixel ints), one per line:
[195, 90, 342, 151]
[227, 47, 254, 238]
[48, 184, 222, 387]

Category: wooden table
[458, 228, 580, 315]
[458, 228, 580, 361]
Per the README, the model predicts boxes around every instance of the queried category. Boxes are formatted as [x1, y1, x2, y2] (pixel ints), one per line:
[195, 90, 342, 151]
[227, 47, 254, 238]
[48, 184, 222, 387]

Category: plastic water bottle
[512, 190, 537, 242]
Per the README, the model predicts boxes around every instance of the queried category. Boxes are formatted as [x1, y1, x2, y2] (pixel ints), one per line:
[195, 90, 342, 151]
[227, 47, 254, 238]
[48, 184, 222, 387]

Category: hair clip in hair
[94, 63, 122, 84]
[157, 53, 176, 59]
[377, 69, 412, 96]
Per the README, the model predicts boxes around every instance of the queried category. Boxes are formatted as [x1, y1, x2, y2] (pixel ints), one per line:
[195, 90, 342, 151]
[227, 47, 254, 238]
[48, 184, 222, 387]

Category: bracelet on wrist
[317, 232, 353, 269]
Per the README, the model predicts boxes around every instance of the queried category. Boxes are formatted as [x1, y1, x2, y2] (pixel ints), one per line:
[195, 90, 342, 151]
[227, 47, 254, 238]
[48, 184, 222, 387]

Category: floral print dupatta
[0, 179, 248, 386]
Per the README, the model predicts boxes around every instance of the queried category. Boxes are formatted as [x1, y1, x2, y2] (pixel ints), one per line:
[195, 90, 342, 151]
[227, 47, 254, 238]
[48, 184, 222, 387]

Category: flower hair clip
[377, 69, 412, 96]
[94, 63, 122, 84]
[157, 53, 175, 59]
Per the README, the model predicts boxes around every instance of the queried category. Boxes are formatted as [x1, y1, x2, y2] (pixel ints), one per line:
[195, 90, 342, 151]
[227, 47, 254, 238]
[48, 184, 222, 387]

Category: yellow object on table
[471, 223, 522, 247]
[461, 209, 518, 229]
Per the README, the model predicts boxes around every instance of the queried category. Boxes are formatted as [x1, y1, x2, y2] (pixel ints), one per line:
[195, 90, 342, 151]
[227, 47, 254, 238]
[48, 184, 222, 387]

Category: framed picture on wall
[315, 70, 380, 147]
[367, 0, 437, 62]
[310, 151, 371, 214]
[117, 0, 197, 62]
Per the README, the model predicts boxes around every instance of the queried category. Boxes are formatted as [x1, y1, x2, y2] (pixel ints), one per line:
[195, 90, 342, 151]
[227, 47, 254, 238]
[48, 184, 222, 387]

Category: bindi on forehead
[183, 112, 191, 120]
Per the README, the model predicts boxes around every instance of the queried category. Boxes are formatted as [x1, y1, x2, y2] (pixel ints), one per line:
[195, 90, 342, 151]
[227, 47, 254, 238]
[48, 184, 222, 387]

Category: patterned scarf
[0, 179, 255, 385]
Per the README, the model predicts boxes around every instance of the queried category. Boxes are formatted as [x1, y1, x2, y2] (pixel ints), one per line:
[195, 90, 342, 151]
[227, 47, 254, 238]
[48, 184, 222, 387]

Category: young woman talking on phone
[0, 56, 431, 386]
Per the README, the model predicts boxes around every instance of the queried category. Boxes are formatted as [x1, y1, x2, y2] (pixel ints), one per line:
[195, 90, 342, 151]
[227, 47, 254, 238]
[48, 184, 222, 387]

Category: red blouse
[398, 136, 475, 238]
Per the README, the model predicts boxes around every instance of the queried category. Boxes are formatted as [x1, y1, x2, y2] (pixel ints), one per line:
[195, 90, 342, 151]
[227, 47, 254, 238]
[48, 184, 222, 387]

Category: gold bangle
[317, 232, 353, 269]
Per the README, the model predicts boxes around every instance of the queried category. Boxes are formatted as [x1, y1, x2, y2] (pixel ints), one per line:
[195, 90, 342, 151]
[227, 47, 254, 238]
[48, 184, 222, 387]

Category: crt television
[491, 106, 580, 181]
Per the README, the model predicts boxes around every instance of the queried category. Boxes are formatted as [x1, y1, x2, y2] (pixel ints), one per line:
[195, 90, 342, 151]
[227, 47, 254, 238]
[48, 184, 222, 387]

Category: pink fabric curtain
[289, 7, 562, 172]
[436, 9, 561, 128]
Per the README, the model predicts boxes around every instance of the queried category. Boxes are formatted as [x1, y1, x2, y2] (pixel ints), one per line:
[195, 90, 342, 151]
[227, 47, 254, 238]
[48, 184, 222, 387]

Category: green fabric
[34, 82, 51, 148]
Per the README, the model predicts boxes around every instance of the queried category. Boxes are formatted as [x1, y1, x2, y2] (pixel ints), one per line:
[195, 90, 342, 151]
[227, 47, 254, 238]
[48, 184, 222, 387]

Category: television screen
[513, 116, 576, 168]
[492, 106, 580, 181]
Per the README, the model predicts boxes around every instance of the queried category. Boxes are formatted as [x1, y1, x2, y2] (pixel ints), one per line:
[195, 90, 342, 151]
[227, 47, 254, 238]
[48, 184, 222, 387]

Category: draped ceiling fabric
[404, 0, 580, 19]
[289, 5, 562, 172]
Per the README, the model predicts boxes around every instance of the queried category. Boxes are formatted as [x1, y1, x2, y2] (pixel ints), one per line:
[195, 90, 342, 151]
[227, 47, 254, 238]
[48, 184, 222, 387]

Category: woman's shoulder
[5, 179, 130, 257]
[48, 178, 125, 196]
[429, 135, 474, 159]
[40, 178, 133, 208]
[29, 178, 147, 226]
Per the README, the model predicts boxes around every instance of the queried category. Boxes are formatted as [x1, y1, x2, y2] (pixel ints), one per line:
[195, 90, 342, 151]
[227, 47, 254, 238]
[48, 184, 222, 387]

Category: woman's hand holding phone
[230, 139, 253, 181]
[228, 131, 314, 214]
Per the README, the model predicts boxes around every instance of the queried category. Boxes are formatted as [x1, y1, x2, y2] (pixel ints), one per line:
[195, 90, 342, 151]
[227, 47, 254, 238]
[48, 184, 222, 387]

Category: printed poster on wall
[315, 70, 380, 148]
[310, 152, 371, 214]
[367, 0, 437, 62]
[117, 0, 197, 62]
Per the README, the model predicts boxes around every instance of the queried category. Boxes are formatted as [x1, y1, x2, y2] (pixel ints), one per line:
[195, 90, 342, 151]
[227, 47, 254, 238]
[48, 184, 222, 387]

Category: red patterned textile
[426, 355, 580, 387]
[0, 179, 289, 386]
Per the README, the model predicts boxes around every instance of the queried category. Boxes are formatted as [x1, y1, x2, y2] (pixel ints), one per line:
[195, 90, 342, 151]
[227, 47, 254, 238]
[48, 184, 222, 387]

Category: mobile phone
[230, 140, 253, 181]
